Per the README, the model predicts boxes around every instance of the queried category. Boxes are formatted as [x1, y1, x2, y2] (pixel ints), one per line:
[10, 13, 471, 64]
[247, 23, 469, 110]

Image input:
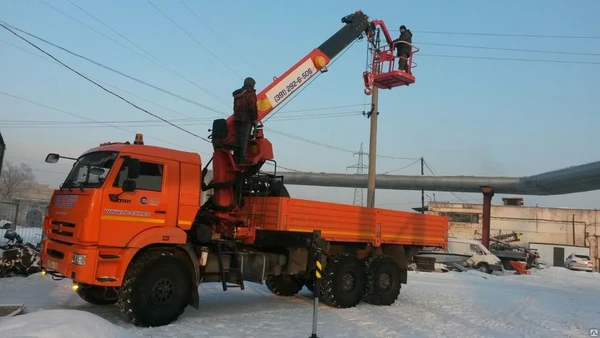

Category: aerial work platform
[364, 40, 419, 94]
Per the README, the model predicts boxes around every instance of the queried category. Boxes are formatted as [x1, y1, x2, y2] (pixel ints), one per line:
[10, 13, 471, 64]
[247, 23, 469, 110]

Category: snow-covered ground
[1, 267, 599, 338]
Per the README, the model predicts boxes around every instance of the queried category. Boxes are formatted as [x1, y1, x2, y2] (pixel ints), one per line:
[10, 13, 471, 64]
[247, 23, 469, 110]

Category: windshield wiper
[61, 180, 83, 192]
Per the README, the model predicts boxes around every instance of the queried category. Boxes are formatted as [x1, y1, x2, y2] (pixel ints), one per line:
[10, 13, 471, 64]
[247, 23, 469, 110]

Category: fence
[1, 199, 48, 247]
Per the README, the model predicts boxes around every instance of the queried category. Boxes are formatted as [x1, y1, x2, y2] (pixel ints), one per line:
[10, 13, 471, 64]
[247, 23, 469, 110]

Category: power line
[177, 0, 262, 75]
[422, 160, 469, 203]
[64, 0, 230, 108]
[146, 0, 243, 79]
[419, 53, 600, 65]
[0, 25, 369, 121]
[0, 37, 206, 120]
[0, 90, 209, 154]
[413, 30, 600, 39]
[0, 22, 213, 143]
[276, 104, 368, 114]
[380, 158, 421, 175]
[6, 155, 72, 169]
[0, 38, 381, 159]
[266, 128, 419, 160]
[0, 111, 363, 128]
[0, 21, 228, 117]
[418, 41, 600, 57]
[264, 37, 362, 123]
[37, 0, 162, 67]
[1, 22, 415, 162]
[1, 35, 367, 123]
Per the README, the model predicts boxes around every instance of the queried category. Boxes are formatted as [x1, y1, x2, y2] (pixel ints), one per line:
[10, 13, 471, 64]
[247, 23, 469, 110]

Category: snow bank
[0, 309, 135, 338]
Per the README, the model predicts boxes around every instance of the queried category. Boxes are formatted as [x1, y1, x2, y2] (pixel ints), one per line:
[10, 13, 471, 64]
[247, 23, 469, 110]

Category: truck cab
[40, 140, 202, 289]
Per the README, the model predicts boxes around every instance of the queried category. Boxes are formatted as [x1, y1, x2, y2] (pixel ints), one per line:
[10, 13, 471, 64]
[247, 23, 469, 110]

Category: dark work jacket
[232, 86, 258, 122]
[393, 29, 413, 56]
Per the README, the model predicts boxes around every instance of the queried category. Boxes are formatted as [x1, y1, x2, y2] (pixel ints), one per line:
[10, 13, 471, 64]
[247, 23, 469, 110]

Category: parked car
[447, 237, 503, 274]
[564, 253, 593, 272]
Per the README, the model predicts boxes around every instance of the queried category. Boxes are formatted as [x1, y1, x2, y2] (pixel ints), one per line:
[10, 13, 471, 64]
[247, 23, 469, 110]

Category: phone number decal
[266, 58, 317, 108]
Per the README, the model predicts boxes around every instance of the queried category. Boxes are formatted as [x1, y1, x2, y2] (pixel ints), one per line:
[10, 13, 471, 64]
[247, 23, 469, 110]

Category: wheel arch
[121, 243, 200, 309]
[118, 227, 200, 309]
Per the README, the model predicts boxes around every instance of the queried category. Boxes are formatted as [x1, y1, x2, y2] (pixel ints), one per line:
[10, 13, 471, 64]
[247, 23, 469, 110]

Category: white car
[564, 253, 594, 272]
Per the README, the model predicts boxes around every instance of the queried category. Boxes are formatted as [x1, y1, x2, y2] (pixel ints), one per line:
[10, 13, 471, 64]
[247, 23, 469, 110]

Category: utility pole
[366, 29, 381, 209]
[420, 157, 425, 214]
[347, 142, 367, 206]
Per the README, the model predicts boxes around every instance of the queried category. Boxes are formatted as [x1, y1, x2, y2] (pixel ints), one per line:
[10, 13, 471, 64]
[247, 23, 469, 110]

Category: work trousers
[234, 121, 252, 163]
[398, 53, 409, 72]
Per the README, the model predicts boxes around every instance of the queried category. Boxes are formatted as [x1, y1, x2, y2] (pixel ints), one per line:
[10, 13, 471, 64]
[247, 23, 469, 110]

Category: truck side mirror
[126, 158, 140, 179]
[45, 153, 60, 163]
[122, 180, 137, 192]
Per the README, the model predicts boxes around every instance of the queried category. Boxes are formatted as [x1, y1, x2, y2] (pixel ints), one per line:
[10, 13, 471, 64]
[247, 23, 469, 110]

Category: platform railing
[375, 41, 420, 75]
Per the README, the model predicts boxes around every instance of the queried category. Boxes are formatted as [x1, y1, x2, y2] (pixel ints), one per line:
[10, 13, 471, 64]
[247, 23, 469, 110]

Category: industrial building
[426, 197, 599, 270]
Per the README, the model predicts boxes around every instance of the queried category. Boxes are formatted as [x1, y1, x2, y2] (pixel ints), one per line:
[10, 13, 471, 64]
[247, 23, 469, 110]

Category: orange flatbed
[243, 197, 448, 249]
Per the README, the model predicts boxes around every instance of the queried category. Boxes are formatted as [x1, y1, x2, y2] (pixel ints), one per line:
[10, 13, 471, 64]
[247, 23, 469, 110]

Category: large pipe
[265, 160, 600, 196]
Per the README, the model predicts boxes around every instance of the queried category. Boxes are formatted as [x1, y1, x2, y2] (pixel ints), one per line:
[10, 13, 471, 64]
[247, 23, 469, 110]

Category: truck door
[99, 155, 179, 247]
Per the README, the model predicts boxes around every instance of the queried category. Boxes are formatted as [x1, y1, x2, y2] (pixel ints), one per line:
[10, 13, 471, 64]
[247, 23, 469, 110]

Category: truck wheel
[118, 250, 194, 327]
[320, 253, 366, 308]
[266, 274, 304, 296]
[76, 285, 118, 305]
[362, 255, 402, 306]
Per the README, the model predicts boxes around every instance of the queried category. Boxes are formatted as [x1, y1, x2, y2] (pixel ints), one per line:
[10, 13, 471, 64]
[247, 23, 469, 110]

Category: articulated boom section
[198, 10, 418, 244]
[200, 11, 375, 237]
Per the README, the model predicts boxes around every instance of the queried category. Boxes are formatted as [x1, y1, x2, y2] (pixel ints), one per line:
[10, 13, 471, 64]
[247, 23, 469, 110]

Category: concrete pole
[366, 86, 379, 208]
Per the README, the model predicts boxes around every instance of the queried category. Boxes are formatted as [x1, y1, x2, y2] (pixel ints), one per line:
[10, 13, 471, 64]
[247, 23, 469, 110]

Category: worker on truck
[393, 25, 413, 73]
[232, 77, 258, 165]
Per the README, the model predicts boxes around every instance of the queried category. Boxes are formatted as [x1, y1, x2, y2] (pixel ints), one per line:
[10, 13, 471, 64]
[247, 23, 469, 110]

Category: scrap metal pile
[0, 226, 41, 277]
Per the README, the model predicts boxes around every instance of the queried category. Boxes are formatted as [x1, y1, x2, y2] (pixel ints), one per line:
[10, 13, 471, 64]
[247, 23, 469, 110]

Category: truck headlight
[71, 253, 87, 266]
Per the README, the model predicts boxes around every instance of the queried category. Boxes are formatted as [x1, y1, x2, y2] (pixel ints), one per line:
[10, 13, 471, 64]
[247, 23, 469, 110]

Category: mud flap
[189, 287, 200, 309]
[178, 244, 201, 310]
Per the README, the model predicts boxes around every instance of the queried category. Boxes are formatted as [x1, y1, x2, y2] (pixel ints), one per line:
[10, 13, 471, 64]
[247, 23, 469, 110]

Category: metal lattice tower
[346, 142, 368, 206]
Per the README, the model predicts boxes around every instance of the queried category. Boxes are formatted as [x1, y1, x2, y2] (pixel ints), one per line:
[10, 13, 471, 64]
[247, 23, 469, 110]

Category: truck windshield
[62, 151, 118, 189]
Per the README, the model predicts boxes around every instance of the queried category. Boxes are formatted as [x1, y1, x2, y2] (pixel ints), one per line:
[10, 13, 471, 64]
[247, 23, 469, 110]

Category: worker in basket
[232, 77, 258, 165]
[393, 25, 413, 73]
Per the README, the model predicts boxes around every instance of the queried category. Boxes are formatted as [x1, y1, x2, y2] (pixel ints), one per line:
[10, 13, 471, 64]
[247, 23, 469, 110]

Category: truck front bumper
[40, 238, 100, 285]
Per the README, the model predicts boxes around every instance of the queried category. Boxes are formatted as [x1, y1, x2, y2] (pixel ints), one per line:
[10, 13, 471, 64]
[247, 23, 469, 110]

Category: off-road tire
[266, 274, 304, 296]
[76, 285, 119, 305]
[118, 250, 194, 327]
[320, 253, 366, 308]
[362, 255, 402, 305]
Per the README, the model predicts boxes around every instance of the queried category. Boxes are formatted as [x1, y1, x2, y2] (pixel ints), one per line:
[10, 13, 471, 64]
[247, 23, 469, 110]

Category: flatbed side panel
[284, 198, 377, 243]
[241, 196, 283, 231]
[379, 210, 448, 248]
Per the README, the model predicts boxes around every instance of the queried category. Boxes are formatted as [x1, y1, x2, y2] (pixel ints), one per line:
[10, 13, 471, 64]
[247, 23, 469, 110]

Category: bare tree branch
[0, 161, 36, 199]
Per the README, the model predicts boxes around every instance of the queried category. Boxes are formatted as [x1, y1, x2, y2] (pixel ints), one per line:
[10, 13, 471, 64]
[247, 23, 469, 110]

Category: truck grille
[50, 220, 76, 237]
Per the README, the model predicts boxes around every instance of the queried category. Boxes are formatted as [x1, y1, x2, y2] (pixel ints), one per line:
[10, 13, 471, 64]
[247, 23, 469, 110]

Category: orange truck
[39, 11, 448, 327]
